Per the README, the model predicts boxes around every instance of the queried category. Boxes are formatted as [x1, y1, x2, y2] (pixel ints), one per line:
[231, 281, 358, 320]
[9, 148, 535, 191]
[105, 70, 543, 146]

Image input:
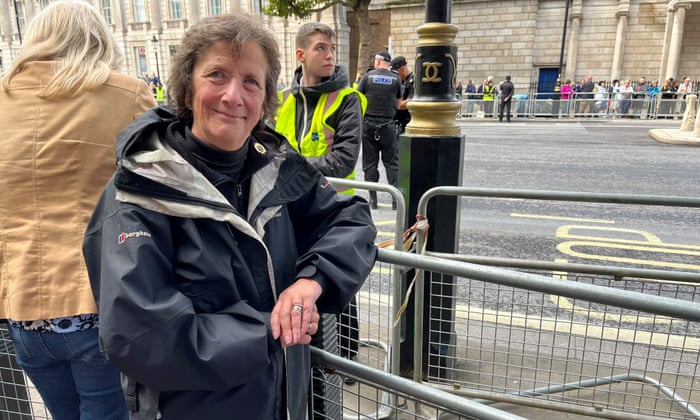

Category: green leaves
[264, 0, 342, 18]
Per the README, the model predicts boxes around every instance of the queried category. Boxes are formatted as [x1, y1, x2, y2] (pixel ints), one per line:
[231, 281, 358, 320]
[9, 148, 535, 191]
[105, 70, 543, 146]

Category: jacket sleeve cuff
[296, 266, 327, 295]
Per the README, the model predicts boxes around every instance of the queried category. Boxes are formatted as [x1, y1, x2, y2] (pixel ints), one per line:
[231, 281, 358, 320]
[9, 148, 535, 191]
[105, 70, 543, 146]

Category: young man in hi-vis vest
[275, 22, 367, 385]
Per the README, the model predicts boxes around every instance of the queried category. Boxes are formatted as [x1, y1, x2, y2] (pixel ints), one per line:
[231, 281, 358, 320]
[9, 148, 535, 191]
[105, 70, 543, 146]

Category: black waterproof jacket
[83, 107, 377, 419]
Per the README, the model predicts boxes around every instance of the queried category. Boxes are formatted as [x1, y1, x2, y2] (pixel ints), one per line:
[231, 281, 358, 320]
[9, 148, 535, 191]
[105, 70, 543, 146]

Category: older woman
[0, 1, 155, 419]
[83, 12, 377, 420]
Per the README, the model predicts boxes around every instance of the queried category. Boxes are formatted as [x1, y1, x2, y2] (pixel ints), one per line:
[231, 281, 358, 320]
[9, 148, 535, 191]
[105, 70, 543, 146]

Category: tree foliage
[265, 0, 361, 19]
[264, 0, 373, 82]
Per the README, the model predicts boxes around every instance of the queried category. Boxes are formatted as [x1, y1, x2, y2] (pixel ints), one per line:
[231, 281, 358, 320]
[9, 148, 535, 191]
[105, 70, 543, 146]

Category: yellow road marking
[512, 213, 615, 224]
[557, 225, 700, 249]
[359, 215, 700, 355]
[373, 220, 398, 226]
[356, 290, 698, 353]
[551, 259, 673, 325]
[453, 303, 698, 352]
[557, 241, 700, 270]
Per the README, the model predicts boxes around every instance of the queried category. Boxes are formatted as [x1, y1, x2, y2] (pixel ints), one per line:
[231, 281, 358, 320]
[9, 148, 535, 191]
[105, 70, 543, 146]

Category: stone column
[564, 0, 582, 84]
[27, 0, 38, 21]
[115, 0, 130, 72]
[189, 0, 200, 25]
[150, 0, 162, 34]
[0, 4, 13, 53]
[609, 3, 629, 82]
[665, 3, 691, 81]
[565, 13, 580, 84]
[659, 6, 673, 83]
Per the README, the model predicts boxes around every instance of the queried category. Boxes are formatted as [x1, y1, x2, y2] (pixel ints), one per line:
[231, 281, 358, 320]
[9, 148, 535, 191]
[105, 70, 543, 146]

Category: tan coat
[0, 61, 156, 321]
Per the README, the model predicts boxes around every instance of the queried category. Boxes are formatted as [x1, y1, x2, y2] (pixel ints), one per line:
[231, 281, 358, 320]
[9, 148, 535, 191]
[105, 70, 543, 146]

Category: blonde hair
[1, 0, 122, 97]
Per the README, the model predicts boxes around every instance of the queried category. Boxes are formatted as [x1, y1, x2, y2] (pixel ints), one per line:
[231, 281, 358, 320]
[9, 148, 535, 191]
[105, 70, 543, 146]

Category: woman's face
[189, 40, 267, 151]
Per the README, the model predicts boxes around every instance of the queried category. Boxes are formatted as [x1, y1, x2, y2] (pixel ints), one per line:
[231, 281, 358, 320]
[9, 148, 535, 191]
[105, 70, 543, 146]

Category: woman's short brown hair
[168, 13, 281, 125]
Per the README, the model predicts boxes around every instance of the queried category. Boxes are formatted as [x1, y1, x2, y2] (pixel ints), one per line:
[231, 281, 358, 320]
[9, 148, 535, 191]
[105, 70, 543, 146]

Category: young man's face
[297, 33, 336, 86]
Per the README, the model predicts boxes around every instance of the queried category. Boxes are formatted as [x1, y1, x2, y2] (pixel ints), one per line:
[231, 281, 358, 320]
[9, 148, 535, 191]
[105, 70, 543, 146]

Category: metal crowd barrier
[407, 187, 700, 419]
[4, 182, 699, 419]
[315, 182, 700, 419]
[459, 93, 689, 120]
[377, 248, 700, 419]
[310, 347, 525, 419]
[0, 326, 50, 419]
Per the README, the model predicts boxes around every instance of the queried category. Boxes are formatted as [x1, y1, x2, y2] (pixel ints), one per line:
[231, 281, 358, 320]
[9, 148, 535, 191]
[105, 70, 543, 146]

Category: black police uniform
[357, 67, 401, 208]
[395, 72, 415, 134]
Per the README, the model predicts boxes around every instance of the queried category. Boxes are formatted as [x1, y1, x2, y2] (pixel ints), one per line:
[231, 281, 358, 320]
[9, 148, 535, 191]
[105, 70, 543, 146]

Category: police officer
[357, 51, 402, 209]
[498, 75, 514, 122]
[391, 55, 414, 135]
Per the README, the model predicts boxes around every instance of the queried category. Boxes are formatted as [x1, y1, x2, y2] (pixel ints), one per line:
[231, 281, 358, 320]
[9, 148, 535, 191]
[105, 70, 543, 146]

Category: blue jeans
[7, 325, 127, 420]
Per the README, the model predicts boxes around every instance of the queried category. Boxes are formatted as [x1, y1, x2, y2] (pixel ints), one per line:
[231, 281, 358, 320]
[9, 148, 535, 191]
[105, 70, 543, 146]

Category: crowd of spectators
[455, 74, 698, 119]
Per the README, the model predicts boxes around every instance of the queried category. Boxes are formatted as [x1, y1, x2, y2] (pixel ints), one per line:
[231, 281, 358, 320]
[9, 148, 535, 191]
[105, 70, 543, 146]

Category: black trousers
[499, 99, 512, 121]
[362, 118, 399, 188]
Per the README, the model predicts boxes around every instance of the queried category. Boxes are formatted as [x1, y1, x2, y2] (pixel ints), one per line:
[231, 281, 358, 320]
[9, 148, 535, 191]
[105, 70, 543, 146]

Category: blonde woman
[618, 79, 634, 116]
[0, 1, 155, 418]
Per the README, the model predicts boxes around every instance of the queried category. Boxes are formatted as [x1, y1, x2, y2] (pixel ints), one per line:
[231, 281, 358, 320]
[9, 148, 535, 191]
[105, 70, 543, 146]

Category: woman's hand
[271, 278, 323, 348]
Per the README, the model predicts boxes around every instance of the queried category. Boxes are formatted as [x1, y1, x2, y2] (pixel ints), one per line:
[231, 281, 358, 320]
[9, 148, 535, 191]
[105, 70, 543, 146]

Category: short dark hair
[168, 13, 281, 125]
[296, 22, 335, 50]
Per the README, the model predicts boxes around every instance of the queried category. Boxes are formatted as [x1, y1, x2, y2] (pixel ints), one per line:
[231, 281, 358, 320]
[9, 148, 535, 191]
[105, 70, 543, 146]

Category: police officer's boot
[369, 191, 378, 209]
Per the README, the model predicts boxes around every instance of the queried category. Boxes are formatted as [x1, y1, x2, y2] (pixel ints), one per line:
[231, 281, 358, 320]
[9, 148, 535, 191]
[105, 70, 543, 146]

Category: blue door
[537, 68, 559, 99]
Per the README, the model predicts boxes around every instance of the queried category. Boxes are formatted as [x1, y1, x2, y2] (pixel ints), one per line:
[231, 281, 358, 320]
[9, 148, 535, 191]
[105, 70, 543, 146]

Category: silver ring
[292, 303, 304, 313]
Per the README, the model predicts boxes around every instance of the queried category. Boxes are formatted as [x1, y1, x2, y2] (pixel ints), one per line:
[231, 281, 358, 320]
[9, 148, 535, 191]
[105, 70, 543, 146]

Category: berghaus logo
[118, 231, 152, 244]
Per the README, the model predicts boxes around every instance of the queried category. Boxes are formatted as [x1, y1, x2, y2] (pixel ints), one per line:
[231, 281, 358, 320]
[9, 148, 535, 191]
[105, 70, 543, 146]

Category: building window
[169, 0, 182, 19]
[101, 0, 113, 25]
[133, 0, 146, 22]
[38, 0, 50, 9]
[208, 0, 221, 16]
[252, 0, 266, 15]
[135, 46, 148, 78]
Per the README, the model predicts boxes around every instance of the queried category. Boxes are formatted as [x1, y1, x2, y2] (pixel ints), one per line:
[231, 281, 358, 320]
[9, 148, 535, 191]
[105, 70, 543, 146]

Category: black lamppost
[552, 0, 571, 117]
[151, 35, 161, 82]
[13, 0, 23, 44]
[399, 0, 463, 380]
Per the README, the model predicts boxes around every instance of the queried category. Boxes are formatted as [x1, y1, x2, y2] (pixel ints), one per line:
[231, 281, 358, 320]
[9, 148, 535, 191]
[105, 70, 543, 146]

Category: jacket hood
[289, 65, 349, 98]
[115, 106, 178, 162]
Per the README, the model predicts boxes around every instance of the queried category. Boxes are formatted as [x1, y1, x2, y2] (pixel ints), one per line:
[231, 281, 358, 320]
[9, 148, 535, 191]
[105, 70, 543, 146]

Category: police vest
[483, 85, 495, 101]
[276, 88, 367, 194]
[156, 87, 166, 102]
[363, 70, 400, 118]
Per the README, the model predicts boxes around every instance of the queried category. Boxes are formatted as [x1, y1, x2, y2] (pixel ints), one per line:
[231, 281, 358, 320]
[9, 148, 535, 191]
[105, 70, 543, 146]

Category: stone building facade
[1, 0, 697, 95]
[0, 0, 348, 87]
[379, 0, 699, 95]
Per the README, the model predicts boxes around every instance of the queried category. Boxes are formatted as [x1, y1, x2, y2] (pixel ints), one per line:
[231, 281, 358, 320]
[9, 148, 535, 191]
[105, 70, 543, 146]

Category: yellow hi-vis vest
[483, 85, 495, 101]
[276, 87, 367, 194]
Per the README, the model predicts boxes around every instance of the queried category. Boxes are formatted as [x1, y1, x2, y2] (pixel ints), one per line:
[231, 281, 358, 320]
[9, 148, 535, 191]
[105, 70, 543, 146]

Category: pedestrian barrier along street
[2, 183, 699, 419]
